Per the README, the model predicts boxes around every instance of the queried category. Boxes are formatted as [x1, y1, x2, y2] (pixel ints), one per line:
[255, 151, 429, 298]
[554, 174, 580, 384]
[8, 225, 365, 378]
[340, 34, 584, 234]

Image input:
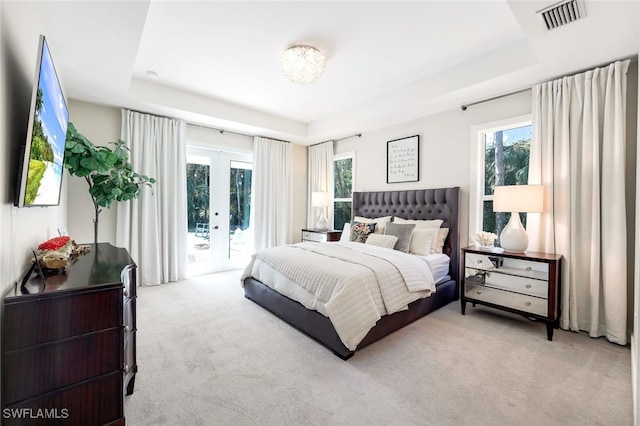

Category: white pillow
[340, 223, 351, 242]
[354, 215, 392, 233]
[365, 234, 398, 250]
[435, 228, 449, 253]
[408, 228, 438, 256]
[393, 217, 444, 229]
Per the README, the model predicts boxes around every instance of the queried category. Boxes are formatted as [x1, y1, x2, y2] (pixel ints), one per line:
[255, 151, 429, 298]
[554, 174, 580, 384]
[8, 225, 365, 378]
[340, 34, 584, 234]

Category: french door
[186, 146, 252, 275]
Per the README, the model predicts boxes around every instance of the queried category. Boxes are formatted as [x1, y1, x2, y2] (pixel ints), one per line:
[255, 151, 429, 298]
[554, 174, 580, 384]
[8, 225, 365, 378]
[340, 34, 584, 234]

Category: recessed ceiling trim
[537, 0, 585, 31]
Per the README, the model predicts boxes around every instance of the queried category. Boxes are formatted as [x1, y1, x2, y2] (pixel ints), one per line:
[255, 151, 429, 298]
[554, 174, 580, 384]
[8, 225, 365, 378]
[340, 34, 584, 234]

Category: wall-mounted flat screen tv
[14, 34, 69, 207]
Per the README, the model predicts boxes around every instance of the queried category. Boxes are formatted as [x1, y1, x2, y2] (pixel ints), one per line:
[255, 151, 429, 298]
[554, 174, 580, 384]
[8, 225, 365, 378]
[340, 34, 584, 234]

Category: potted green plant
[64, 122, 156, 245]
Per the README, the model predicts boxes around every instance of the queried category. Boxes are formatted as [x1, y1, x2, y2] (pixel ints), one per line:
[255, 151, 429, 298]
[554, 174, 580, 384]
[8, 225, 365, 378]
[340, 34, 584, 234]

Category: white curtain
[251, 137, 293, 251]
[307, 141, 334, 228]
[527, 60, 629, 344]
[116, 110, 188, 286]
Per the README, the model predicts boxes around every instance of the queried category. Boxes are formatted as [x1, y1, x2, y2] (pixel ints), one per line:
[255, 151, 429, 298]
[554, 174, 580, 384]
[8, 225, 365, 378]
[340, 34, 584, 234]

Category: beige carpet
[124, 270, 632, 426]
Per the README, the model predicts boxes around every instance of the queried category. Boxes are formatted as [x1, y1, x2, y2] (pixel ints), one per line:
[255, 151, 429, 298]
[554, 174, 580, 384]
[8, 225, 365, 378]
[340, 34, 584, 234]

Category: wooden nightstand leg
[546, 322, 554, 341]
[461, 299, 466, 315]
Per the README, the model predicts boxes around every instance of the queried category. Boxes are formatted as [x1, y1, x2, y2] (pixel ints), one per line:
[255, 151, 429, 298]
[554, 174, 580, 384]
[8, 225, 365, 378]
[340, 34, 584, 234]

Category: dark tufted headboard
[352, 187, 460, 283]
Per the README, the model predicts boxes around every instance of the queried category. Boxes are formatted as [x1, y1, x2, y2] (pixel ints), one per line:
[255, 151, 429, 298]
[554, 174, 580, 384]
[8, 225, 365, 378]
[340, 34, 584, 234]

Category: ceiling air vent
[537, 0, 585, 31]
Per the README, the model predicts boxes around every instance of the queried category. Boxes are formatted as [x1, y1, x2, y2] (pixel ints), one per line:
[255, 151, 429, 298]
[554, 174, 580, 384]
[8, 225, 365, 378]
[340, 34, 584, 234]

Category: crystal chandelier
[280, 45, 326, 85]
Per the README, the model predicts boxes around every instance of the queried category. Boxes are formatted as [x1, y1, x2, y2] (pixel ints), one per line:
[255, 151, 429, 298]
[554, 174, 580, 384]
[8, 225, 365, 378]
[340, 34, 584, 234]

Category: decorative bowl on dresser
[2, 243, 137, 425]
[461, 246, 562, 340]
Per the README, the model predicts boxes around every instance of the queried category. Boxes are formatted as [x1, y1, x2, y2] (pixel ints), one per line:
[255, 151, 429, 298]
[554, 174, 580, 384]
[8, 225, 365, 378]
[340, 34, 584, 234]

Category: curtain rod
[188, 123, 362, 146]
[309, 133, 362, 147]
[460, 55, 637, 112]
[122, 109, 293, 144]
[187, 122, 292, 144]
[460, 88, 530, 111]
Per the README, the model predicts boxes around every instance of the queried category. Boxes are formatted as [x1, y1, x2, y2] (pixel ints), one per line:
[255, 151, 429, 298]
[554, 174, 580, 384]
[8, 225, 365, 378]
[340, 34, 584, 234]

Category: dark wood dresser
[2, 243, 137, 425]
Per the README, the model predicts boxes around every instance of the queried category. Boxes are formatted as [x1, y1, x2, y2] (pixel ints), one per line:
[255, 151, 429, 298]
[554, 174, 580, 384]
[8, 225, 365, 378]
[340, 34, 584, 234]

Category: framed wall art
[387, 135, 419, 183]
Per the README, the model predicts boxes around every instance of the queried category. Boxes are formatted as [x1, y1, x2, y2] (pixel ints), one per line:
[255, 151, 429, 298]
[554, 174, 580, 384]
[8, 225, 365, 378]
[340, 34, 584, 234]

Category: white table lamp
[311, 191, 331, 230]
[493, 185, 543, 252]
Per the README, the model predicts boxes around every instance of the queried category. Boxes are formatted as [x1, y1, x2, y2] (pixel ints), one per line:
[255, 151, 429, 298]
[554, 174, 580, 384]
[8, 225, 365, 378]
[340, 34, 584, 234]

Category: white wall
[1, 2, 68, 289]
[335, 90, 533, 247]
[1, 3, 70, 394]
[186, 125, 253, 153]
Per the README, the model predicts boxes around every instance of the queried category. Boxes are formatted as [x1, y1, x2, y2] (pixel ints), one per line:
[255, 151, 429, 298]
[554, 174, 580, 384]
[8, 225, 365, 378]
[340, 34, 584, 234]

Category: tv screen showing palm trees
[16, 35, 69, 207]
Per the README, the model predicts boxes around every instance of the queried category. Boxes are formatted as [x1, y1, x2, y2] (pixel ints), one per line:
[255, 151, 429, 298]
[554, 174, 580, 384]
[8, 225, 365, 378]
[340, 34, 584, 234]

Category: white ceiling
[20, 0, 640, 144]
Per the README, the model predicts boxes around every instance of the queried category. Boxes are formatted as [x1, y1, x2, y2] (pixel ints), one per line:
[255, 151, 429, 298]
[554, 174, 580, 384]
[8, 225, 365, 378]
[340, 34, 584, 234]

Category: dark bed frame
[243, 187, 460, 359]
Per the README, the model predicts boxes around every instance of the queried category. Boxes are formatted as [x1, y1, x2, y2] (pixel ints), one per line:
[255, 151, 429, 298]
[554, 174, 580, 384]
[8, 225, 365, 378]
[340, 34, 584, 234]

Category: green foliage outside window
[334, 157, 353, 231]
[186, 163, 252, 234]
[186, 163, 210, 232]
[229, 167, 251, 232]
[483, 126, 531, 236]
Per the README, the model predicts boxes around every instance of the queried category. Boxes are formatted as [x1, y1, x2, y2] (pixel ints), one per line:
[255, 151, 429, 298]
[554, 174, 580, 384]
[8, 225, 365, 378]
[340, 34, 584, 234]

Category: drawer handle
[525, 284, 532, 289]
[475, 291, 482, 295]
[123, 290, 129, 297]
[124, 325, 131, 333]
[526, 267, 532, 271]
[124, 364, 129, 374]
[524, 302, 531, 307]
[477, 260, 482, 264]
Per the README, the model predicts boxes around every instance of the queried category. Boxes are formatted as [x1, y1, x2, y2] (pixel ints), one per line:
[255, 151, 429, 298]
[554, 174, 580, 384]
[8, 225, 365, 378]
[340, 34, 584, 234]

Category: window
[470, 116, 531, 239]
[333, 152, 355, 231]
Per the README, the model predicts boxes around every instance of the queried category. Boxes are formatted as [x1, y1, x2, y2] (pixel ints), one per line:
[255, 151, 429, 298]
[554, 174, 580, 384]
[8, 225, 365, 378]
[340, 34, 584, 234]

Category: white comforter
[241, 241, 436, 350]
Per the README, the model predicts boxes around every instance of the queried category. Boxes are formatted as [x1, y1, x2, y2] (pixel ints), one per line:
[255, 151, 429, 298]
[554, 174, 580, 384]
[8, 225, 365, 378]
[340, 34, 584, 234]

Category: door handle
[214, 226, 219, 230]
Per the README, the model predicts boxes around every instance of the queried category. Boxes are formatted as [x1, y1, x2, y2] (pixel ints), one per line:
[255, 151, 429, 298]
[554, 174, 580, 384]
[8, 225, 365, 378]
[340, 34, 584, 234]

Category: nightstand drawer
[482, 273, 548, 298]
[465, 256, 549, 279]
[302, 231, 327, 242]
[465, 284, 547, 317]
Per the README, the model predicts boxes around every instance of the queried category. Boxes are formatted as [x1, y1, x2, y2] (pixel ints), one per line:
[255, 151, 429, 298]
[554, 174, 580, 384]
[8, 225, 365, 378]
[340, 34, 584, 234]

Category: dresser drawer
[3, 288, 122, 351]
[465, 284, 547, 317]
[3, 327, 123, 404]
[4, 371, 123, 426]
[302, 231, 327, 242]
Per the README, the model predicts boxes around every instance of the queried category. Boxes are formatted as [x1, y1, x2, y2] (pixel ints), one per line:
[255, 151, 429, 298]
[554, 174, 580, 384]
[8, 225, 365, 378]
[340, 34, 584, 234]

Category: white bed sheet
[416, 253, 451, 284]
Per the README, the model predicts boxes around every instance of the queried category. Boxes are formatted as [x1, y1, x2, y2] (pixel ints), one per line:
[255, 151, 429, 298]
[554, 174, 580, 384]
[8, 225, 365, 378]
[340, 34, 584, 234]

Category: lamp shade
[493, 185, 544, 213]
[311, 191, 331, 207]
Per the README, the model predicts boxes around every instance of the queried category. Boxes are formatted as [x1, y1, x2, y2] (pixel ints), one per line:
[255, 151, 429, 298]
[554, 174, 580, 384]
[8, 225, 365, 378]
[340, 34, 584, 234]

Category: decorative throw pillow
[434, 228, 450, 254]
[354, 215, 392, 234]
[384, 222, 416, 253]
[408, 228, 439, 256]
[392, 217, 444, 229]
[340, 222, 351, 242]
[365, 234, 399, 250]
[350, 221, 376, 243]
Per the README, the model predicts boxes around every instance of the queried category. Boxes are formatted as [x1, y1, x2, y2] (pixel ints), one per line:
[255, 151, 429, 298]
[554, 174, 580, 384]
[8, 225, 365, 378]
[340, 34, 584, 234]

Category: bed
[242, 187, 460, 359]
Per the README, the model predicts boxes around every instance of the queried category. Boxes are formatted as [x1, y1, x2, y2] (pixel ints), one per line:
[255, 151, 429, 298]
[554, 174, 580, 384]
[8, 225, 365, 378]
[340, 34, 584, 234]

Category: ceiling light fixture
[281, 45, 326, 85]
